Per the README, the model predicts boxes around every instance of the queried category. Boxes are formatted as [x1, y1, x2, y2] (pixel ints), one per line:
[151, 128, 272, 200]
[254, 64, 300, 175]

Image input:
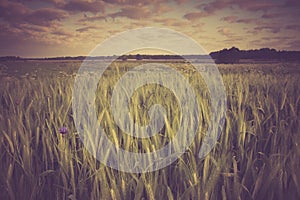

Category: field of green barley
[0, 60, 300, 199]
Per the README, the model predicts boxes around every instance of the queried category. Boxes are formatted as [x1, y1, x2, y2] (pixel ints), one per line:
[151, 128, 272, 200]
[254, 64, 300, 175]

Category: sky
[0, 0, 299, 57]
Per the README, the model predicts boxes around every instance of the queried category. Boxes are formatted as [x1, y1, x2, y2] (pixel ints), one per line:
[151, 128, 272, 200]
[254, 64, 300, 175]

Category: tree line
[209, 47, 300, 64]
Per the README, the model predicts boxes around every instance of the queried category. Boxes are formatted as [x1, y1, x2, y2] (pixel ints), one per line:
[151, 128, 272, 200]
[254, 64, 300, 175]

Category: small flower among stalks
[59, 127, 68, 135]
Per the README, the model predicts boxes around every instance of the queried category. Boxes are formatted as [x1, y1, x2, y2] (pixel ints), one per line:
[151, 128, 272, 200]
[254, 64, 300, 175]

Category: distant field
[0, 60, 300, 199]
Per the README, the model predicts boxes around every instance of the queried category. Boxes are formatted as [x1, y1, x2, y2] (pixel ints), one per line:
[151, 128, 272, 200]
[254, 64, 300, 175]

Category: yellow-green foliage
[0, 61, 299, 199]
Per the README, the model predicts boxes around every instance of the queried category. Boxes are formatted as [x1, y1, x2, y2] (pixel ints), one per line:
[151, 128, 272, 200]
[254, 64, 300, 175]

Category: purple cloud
[0, 1, 68, 27]
[221, 16, 258, 24]
[236, 18, 258, 24]
[261, 12, 283, 19]
[284, 0, 300, 7]
[254, 26, 281, 34]
[61, 0, 105, 14]
[102, 0, 164, 6]
[109, 6, 152, 19]
[0, 0, 30, 19]
[198, 0, 280, 15]
[25, 8, 68, 26]
[183, 12, 209, 21]
[285, 24, 300, 31]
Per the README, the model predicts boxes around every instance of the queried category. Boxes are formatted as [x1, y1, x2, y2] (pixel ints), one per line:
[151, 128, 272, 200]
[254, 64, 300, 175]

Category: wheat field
[0, 60, 299, 199]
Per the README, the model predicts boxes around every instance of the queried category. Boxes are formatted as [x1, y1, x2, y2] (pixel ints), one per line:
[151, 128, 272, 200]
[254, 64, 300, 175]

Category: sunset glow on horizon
[0, 0, 299, 57]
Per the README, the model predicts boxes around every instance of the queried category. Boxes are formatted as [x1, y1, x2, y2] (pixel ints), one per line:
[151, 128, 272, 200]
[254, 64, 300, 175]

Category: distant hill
[209, 47, 300, 64]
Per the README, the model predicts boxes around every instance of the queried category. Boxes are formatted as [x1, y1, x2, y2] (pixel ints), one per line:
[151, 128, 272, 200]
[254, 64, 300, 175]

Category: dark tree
[210, 47, 241, 64]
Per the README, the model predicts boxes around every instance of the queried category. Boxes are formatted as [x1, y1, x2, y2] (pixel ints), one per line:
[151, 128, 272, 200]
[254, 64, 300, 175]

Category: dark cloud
[78, 2, 170, 21]
[103, 0, 164, 6]
[9, 0, 106, 14]
[0, 1, 71, 56]
[76, 26, 98, 33]
[261, 12, 283, 19]
[284, 0, 300, 7]
[109, 6, 152, 19]
[285, 24, 300, 31]
[27, 0, 66, 6]
[185, 0, 279, 21]
[61, 0, 105, 14]
[183, 1, 225, 20]
[25, 8, 68, 26]
[197, 1, 229, 15]
[183, 12, 209, 21]
[0, 1, 68, 27]
[174, 0, 189, 4]
[100, 0, 173, 18]
[198, 0, 280, 15]
[254, 25, 281, 33]
[235, 1, 277, 11]
[221, 16, 258, 24]
[236, 18, 258, 24]
[0, 0, 30, 19]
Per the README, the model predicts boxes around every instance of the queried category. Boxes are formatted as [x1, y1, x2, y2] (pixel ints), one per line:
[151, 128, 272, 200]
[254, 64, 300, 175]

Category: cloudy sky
[0, 0, 299, 57]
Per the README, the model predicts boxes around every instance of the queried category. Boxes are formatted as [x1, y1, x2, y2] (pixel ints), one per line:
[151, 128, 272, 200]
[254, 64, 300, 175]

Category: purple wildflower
[59, 127, 68, 135]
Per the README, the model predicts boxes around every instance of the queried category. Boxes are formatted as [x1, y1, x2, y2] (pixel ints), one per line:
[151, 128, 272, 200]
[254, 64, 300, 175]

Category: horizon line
[1, 47, 300, 59]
